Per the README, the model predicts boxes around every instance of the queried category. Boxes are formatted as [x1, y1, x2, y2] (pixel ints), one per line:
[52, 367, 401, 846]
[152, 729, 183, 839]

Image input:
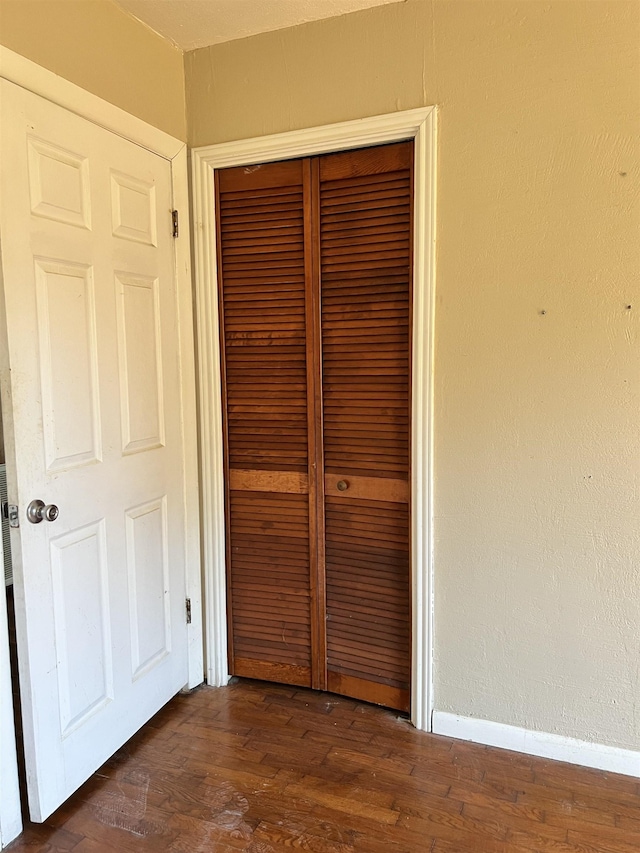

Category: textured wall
[185, 0, 640, 751]
[0, 0, 186, 140]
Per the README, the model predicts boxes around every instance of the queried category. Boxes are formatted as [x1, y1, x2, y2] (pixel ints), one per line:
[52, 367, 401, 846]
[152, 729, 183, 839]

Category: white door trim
[0, 46, 202, 848]
[191, 107, 437, 731]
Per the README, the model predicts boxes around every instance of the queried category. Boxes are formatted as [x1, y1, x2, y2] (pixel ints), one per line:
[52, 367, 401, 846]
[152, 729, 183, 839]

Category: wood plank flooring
[7, 679, 639, 852]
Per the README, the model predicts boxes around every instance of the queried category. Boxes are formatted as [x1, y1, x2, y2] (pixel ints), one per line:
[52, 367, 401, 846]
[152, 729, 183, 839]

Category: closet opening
[215, 141, 413, 713]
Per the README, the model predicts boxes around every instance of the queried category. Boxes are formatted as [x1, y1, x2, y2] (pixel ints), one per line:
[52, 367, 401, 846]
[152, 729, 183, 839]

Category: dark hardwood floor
[7, 679, 639, 852]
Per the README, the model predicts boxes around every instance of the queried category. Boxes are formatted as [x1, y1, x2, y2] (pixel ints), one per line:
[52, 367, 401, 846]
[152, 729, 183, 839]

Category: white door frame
[0, 46, 203, 848]
[191, 107, 437, 731]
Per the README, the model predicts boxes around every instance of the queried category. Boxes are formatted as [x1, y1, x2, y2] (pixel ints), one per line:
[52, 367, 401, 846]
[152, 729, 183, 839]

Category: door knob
[26, 499, 59, 524]
[336, 480, 349, 491]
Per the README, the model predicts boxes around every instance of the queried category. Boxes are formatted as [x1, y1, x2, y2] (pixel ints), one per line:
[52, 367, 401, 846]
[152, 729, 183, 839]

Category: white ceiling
[113, 0, 403, 51]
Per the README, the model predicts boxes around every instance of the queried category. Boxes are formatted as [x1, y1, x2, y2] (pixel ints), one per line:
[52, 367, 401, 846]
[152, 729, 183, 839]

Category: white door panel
[0, 79, 190, 821]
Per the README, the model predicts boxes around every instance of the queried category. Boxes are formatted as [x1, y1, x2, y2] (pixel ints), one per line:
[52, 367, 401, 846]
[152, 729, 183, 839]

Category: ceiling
[113, 0, 403, 51]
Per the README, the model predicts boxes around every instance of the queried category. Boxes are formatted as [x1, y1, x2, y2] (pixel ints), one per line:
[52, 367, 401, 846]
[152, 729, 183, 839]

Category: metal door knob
[336, 480, 349, 491]
[26, 499, 59, 524]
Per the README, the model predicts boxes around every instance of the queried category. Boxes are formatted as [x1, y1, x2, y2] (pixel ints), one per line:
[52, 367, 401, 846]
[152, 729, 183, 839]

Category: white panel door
[0, 79, 190, 822]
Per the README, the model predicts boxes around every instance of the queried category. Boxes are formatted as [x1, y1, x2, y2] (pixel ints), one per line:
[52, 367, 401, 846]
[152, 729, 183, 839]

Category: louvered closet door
[320, 142, 412, 713]
[217, 160, 317, 688]
[217, 143, 412, 711]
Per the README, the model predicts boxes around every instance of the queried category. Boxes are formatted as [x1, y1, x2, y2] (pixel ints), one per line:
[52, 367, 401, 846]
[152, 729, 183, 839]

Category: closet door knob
[336, 480, 349, 491]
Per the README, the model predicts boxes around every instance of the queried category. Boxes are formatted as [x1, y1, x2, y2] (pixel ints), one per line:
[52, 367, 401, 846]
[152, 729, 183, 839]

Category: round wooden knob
[336, 480, 349, 491]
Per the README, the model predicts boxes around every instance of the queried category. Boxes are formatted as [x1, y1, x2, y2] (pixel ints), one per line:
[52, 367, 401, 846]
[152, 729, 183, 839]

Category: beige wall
[186, 0, 640, 751]
[0, 0, 186, 140]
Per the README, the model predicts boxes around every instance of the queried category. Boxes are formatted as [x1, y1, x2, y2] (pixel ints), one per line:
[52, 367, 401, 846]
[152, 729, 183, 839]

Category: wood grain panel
[229, 470, 309, 494]
[233, 658, 311, 687]
[324, 473, 409, 503]
[327, 671, 409, 713]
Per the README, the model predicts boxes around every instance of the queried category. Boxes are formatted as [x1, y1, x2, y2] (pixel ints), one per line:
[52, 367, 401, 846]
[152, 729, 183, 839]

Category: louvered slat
[320, 142, 413, 712]
[229, 490, 311, 671]
[217, 160, 312, 687]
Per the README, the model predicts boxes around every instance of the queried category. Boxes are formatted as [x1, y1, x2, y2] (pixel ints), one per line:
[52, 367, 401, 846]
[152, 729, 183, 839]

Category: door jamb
[0, 46, 203, 848]
[191, 107, 437, 731]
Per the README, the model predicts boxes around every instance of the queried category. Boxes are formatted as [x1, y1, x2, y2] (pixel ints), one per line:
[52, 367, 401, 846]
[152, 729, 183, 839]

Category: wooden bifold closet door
[216, 142, 412, 712]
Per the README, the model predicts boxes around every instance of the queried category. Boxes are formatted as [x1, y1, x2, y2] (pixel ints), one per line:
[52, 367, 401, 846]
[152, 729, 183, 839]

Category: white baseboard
[432, 711, 640, 779]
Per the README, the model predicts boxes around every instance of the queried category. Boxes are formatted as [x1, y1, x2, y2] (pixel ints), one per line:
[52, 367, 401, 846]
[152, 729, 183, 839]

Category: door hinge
[3, 503, 19, 528]
[185, 597, 192, 624]
[172, 210, 179, 238]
